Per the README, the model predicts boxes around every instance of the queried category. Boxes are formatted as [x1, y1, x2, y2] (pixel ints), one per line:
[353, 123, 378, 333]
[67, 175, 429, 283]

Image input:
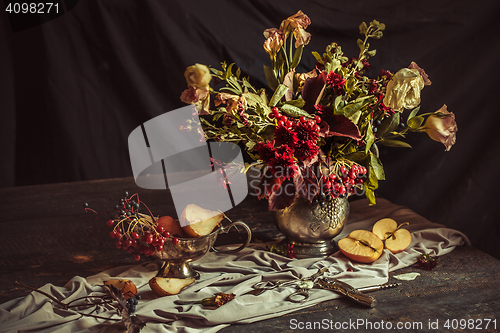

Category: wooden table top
[0, 177, 499, 332]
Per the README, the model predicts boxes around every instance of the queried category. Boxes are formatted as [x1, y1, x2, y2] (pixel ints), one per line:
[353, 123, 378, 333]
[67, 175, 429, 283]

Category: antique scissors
[244, 267, 328, 301]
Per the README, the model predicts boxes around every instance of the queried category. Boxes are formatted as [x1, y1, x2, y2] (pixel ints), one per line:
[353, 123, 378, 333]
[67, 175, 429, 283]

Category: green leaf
[377, 113, 400, 138]
[370, 153, 385, 180]
[407, 116, 424, 130]
[359, 22, 368, 35]
[219, 87, 241, 95]
[372, 30, 383, 39]
[290, 45, 303, 69]
[209, 67, 224, 77]
[357, 39, 365, 52]
[312, 51, 324, 64]
[283, 98, 306, 108]
[365, 49, 377, 58]
[269, 84, 289, 107]
[380, 139, 412, 148]
[225, 63, 235, 79]
[364, 125, 375, 154]
[324, 59, 341, 73]
[263, 65, 279, 91]
[333, 95, 343, 112]
[407, 106, 421, 120]
[365, 169, 379, 205]
[280, 103, 313, 119]
[245, 140, 256, 151]
[226, 76, 242, 94]
[242, 78, 257, 93]
[337, 100, 364, 118]
[213, 113, 224, 121]
[242, 92, 269, 115]
[345, 76, 356, 94]
[236, 67, 241, 79]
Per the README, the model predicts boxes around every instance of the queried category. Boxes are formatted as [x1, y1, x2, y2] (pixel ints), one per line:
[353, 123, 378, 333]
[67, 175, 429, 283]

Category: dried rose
[180, 85, 210, 115]
[263, 28, 285, 59]
[280, 10, 311, 34]
[180, 85, 208, 104]
[408, 61, 431, 86]
[423, 104, 457, 151]
[214, 93, 246, 115]
[383, 67, 424, 112]
[184, 63, 212, 89]
[293, 27, 311, 48]
[279, 10, 311, 47]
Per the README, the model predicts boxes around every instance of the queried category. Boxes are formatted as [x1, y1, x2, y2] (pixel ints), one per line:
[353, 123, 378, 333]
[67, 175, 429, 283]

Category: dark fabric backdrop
[2, 0, 499, 259]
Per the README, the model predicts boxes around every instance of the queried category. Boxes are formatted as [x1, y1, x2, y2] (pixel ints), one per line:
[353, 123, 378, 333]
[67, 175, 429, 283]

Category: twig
[14, 281, 122, 322]
[14, 281, 68, 309]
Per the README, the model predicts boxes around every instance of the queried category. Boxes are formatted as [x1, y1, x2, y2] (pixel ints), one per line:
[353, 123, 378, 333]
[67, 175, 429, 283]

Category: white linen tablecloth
[0, 198, 469, 333]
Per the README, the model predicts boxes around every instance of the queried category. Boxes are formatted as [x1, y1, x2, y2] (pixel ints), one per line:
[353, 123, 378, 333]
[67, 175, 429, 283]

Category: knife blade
[317, 277, 377, 308]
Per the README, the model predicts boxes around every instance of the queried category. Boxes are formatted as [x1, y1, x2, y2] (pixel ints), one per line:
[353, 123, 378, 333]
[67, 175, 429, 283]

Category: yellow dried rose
[184, 63, 212, 89]
[383, 67, 424, 112]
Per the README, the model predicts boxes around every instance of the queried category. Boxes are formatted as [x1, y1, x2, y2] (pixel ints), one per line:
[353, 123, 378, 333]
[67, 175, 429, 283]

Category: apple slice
[103, 279, 137, 299]
[372, 218, 412, 253]
[157, 216, 187, 238]
[149, 276, 195, 296]
[338, 230, 384, 263]
[179, 204, 224, 238]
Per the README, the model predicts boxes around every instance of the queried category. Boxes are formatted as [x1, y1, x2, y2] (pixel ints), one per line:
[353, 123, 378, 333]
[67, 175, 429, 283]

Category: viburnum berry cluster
[85, 192, 179, 261]
[319, 163, 367, 199]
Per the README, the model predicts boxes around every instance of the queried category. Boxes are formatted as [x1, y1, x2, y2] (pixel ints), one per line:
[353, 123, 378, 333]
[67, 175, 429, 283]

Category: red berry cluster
[319, 164, 367, 199]
[86, 193, 179, 262]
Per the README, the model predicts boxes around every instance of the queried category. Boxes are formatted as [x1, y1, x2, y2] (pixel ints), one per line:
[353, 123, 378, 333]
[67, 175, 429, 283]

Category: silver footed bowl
[273, 196, 349, 258]
[154, 221, 251, 279]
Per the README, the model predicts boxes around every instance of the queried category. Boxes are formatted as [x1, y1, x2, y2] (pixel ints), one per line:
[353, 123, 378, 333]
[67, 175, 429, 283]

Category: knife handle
[317, 277, 376, 308]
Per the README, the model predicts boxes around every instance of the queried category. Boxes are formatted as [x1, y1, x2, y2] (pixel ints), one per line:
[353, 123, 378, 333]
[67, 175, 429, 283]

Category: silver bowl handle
[212, 221, 252, 254]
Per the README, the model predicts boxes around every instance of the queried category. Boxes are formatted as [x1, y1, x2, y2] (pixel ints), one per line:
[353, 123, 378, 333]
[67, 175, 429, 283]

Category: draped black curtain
[2, 0, 499, 259]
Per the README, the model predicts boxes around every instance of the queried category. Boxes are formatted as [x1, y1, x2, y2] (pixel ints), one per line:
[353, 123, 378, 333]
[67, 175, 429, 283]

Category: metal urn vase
[273, 196, 349, 258]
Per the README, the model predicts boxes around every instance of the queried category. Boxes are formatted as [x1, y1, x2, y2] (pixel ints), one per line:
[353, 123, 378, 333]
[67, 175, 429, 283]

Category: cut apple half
[372, 218, 412, 253]
[338, 230, 384, 263]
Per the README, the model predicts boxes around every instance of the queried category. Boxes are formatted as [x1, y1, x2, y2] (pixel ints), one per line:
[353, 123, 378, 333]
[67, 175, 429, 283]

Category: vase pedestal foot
[280, 239, 339, 259]
[158, 261, 200, 280]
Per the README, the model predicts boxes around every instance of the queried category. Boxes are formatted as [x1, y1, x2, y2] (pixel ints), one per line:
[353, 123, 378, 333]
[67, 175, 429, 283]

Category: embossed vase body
[273, 196, 349, 258]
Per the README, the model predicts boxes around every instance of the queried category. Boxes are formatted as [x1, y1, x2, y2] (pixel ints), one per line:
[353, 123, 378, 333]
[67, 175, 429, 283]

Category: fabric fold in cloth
[0, 198, 470, 333]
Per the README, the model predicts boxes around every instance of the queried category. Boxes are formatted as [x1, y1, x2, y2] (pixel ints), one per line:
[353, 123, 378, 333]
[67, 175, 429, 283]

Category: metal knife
[317, 277, 379, 307]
